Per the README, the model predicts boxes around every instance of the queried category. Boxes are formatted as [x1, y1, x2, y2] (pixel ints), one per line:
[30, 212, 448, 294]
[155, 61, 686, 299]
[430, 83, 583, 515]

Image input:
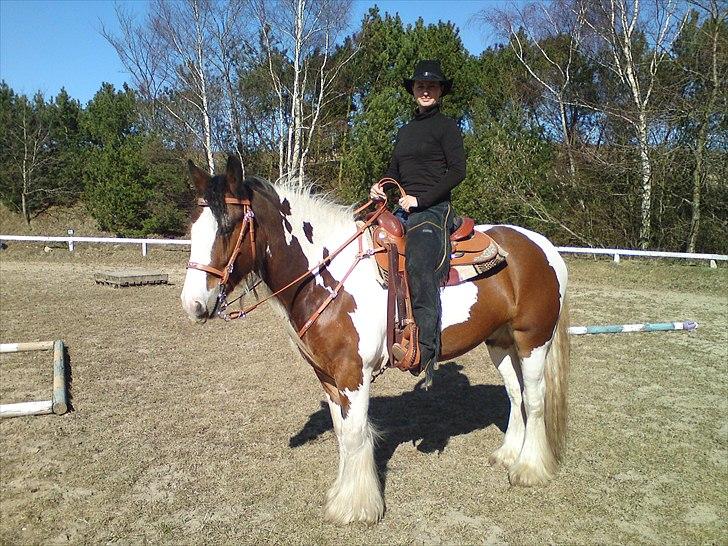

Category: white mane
[272, 179, 356, 235]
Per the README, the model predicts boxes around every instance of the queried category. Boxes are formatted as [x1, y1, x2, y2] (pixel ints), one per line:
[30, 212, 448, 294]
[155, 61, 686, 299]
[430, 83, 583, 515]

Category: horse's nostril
[193, 301, 207, 318]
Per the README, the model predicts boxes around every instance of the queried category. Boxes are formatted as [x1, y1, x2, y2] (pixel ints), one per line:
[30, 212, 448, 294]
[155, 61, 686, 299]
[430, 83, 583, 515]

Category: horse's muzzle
[181, 287, 220, 323]
[189, 301, 209, 323]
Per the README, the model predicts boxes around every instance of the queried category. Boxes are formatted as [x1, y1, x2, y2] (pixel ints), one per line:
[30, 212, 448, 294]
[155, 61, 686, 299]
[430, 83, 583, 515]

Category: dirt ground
[0, 244, 726, 545]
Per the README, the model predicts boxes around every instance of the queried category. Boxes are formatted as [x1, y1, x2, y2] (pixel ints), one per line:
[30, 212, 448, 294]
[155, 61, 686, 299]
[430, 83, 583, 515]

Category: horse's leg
[507, 338, 557, 486]
[487, 343, 524, 468]
[322, 373, 383, 524]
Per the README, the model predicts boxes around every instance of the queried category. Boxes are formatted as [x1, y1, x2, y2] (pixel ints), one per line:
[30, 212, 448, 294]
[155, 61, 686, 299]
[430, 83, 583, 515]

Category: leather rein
[186, 179, 404, 337]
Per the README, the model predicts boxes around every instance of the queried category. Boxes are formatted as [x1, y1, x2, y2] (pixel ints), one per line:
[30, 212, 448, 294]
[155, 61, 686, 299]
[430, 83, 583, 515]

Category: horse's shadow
[289, 362, 509, 486]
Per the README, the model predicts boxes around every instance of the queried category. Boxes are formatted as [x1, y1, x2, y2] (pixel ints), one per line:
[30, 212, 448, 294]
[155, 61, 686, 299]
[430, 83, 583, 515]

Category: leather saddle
[365, 209, 507, 375]
[368, 209, 507, 278]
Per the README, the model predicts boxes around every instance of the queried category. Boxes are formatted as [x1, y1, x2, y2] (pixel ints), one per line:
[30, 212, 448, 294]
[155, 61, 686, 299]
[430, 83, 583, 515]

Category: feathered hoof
[488, 446, 519, 468]
[324, 484, 384, 525]
[508, 460, 555, 487]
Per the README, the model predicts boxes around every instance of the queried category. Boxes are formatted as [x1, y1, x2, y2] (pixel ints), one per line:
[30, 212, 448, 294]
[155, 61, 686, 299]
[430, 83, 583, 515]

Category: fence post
[613, 253, 620, 263]
[67, 229, 74, 252]
[142, 242, 148, 257]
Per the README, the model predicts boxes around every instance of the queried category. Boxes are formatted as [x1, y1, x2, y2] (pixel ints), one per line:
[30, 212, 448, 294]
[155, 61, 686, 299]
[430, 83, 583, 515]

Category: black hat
[403, 60, 453, 96]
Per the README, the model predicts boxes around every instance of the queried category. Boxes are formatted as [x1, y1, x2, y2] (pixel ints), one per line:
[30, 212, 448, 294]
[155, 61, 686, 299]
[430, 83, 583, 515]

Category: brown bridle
[186, 196, 256, 314]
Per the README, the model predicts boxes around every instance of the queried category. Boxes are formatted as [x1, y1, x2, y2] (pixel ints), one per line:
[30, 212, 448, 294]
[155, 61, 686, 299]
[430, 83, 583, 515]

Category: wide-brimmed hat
[403, 60, 453, 96]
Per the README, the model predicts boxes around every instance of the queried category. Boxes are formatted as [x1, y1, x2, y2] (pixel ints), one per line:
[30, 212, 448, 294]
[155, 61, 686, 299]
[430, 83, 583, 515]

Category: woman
[370, 59, 466, 377]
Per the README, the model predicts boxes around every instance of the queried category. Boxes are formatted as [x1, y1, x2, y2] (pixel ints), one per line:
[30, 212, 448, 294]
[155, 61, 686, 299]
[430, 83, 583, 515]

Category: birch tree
[572, 0, 686, 249]
[253, 0, 355, 185]
[104, 0, 247, 174]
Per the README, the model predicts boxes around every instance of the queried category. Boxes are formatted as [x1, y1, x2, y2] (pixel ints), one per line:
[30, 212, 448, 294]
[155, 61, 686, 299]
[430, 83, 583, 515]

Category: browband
[197, 197, 251, 206]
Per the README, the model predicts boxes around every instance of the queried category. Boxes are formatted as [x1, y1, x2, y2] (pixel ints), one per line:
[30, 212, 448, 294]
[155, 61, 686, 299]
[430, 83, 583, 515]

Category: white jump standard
[0, 340, 69, 418]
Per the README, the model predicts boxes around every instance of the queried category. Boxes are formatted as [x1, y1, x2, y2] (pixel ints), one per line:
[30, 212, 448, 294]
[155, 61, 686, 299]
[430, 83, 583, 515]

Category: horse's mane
[204, 172, 355, 234]
[272, 178, 354, 233]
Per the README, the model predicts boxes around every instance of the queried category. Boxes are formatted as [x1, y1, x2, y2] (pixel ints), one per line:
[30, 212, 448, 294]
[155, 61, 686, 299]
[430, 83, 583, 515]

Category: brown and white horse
[180, 156, 570, 524]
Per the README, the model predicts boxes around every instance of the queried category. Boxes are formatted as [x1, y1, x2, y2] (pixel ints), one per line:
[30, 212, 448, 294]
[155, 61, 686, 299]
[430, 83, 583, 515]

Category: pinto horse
[180, 156, 570, 524]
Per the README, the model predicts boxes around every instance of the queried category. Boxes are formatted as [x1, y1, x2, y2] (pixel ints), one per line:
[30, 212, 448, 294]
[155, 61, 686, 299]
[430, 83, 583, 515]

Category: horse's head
[181, 155, 257, 322]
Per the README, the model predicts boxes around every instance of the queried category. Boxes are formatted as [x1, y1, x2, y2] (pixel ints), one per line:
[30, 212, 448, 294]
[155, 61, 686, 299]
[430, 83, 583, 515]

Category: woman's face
[413, 80, 442, 109]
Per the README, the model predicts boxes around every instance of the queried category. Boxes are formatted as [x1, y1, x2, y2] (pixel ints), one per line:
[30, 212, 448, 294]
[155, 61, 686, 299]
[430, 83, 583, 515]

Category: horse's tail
[544, 293, 570, 464]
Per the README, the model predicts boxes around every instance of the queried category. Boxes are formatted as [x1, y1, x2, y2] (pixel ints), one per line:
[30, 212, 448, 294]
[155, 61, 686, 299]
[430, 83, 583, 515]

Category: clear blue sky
[0, 0, 502, 105]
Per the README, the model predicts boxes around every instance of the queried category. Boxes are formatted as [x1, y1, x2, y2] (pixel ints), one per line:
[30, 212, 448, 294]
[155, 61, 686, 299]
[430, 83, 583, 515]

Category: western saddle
[365, 207, 507, 375]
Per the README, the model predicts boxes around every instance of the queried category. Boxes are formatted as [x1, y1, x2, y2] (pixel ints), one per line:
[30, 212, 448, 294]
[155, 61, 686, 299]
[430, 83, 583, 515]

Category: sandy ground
[0, 245, 726, 544]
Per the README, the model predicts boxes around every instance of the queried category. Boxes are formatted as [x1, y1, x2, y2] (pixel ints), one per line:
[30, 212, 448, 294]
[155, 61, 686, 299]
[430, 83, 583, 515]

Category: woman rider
[370, 59, 466, 377]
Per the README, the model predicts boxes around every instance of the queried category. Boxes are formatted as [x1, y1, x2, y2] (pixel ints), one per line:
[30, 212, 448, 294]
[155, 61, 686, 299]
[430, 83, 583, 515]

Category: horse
[180, 156, 570, 524]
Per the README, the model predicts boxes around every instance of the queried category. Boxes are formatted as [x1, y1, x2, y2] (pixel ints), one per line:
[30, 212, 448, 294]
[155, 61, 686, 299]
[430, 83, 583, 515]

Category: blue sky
[0, 0, 502, 105]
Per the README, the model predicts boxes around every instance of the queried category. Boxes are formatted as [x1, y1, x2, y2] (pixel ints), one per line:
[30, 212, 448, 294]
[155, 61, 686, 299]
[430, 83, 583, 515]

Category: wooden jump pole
[0, 340, 68, 418]
[568, 320, 698, 336]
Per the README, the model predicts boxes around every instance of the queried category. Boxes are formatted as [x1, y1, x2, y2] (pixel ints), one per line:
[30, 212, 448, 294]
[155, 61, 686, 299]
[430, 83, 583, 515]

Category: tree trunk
[636, 114, 652, 250]
[688, 136, 704, 253]
[558, 97, 576, 178]
[21, 192, 30, 226]
[688, 7, 720, 253]
[21, 112, 31, 226]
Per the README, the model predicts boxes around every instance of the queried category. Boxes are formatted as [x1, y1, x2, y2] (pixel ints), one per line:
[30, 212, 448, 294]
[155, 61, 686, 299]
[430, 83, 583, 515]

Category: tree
[572, 0, 687, 249]
[104, 0, 251, 174]
[253, 0, 355, 184]
[0, 86, 56, 224]
[670, 1, 727, 251]
[82, 83, 190, 236]
[482, 1, 597, 178]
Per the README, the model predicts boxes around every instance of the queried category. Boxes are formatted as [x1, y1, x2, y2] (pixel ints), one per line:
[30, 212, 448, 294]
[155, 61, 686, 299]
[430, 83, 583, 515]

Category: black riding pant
[404, 201, 454, 371]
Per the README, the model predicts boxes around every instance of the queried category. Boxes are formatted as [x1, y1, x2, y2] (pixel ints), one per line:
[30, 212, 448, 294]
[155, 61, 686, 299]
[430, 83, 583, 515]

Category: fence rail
[0, 235, 190, 256]
[1, 234, 726, 263]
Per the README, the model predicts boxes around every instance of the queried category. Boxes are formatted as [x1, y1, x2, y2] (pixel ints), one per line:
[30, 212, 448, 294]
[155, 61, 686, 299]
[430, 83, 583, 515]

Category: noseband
[186, 197, 256, 315]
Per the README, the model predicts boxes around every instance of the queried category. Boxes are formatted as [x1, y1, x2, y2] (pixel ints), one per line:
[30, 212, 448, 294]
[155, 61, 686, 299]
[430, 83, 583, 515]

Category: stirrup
[391, 324, 420, 372]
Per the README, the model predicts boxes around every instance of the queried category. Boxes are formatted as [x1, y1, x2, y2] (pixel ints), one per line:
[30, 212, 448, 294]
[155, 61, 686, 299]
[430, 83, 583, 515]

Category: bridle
[186, 196, 256, 315]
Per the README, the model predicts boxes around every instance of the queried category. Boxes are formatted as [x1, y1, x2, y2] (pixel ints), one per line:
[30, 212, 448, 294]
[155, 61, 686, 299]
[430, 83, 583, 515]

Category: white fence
[0, 235, 190, 257]
[0, 234, 726, 264]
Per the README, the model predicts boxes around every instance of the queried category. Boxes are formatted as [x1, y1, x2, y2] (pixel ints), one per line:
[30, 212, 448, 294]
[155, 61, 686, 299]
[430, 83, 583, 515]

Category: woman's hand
[369, 182, 386, 201]
[398, 195, 418, 212]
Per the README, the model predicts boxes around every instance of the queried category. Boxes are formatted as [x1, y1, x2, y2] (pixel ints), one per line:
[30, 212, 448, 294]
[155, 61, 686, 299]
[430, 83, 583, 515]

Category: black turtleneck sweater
[384, 106, 466, 210]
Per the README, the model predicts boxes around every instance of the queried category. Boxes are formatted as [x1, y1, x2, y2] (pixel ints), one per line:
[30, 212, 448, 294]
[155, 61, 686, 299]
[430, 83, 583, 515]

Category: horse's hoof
[324, 484, 384, 525]
[508, 461, 554, 487]
[324, 501, 384, 525]
[488, 446, 518, 468]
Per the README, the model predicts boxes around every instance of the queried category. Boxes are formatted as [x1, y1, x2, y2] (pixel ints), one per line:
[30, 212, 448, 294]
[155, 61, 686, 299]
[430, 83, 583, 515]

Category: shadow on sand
[289, 362, 509, 487]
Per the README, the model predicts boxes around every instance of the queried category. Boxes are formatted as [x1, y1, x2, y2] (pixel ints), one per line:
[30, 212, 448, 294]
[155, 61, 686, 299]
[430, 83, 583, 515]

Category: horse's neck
[257, 190, 357, 309]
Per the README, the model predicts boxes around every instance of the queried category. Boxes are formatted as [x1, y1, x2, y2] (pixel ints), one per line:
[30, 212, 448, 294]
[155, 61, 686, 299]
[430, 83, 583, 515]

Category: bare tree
[207, 0, 255, 173]
[253, 0, 356, 185]
[104, 0, 252, 174]
[483, 0, 589, 178]
[573, 0, 686, 249]
[1, 96, 55, 225]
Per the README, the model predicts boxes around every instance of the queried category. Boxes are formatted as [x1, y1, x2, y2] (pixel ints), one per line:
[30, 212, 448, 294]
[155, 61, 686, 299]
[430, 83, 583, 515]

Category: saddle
[366, 209, 508, 374]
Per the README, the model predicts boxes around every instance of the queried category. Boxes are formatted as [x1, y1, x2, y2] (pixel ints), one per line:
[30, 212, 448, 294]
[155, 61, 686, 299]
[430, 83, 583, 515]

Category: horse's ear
[188, 160, 209, 196]
[225, 155, 244, 190]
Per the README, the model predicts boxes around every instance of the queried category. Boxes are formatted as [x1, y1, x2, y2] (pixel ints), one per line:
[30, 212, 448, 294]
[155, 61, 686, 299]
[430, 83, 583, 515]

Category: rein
[187, 181, 404, 337]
